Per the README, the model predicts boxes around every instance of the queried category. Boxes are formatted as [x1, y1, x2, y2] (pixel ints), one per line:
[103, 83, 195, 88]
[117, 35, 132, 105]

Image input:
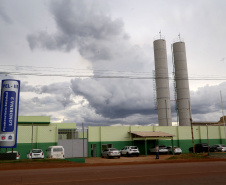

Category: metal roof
[129, 131, 175, 138]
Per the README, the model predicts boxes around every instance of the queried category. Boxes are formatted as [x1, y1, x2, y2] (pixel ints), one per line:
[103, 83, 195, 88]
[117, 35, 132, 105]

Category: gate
[58, 129, 88, 158]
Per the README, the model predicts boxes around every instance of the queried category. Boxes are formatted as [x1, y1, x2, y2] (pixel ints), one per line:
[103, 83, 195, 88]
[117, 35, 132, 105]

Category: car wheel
[126, 152, 130, 157]
[107, 155, 110, 159]
[136, 154, 139, 157]
[118, 156, 120, 158]
[101, 154, 104, 158]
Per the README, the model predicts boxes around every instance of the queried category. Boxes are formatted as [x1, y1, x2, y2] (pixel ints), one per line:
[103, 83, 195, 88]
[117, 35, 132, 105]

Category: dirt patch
[1, 154, 226, 171]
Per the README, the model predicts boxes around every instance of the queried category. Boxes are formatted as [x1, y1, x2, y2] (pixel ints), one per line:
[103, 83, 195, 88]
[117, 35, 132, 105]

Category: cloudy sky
[1, 0, 226, 127]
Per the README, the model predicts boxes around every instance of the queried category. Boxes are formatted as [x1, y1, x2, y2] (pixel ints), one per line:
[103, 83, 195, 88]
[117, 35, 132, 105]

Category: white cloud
[1, 0, 226, 126]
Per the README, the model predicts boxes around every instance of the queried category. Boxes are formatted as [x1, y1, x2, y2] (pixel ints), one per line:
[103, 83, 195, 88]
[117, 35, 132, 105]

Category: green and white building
[1, 116, 226, 159]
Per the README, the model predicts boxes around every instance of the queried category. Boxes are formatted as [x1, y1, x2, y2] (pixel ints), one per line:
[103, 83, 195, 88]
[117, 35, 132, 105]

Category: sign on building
[0, 79, 20, 148]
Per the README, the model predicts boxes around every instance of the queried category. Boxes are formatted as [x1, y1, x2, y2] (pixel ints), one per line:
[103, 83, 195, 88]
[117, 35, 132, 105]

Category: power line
[1, 64, 226, 80]
[2, 70, 226, 80]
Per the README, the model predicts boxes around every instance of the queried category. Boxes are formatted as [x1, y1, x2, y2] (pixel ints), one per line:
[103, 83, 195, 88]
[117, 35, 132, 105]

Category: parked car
[189, 143, 209, 153]
[101, 148, 121, 158]
[121, 146, 140, 157]
[167, 146, 182, 154]
[150, 145, 168, 154]
[210, 144, 226, 152]
[27, 149, 44, 159]
[217, 144, 226, 152]
[46, 146, 65, 159]
[210, 145, 217, 152]
[6, 151, 20, 159]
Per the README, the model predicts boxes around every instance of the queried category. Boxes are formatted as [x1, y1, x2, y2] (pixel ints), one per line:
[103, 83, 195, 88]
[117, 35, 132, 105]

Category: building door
[91, 144, 97, 157]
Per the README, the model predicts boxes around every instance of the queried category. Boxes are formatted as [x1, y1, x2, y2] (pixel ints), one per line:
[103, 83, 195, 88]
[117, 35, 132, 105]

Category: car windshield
[32, 149, 42, 153]
[53, 148, 63, 152]
[109, 148, 117, 151]
[131, 147, 137, 149]
[201, 143, 208, 146]
[159, 146, 166, 148]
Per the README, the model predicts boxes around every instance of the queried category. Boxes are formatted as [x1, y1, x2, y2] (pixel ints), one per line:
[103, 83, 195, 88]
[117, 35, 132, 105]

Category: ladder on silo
[152, 70, 157, 110]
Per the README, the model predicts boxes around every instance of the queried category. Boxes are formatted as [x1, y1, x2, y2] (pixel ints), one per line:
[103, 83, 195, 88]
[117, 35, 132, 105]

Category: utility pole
[165, 99, 168, 126]
[82, 122, 84, 157]
[206, 124, 210, 155]
[189, 100, 195, 153]
[220, 91, 226, 144]
[31, 122, 33, 151]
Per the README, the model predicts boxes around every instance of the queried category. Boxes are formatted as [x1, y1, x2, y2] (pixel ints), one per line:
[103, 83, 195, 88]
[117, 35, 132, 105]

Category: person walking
[155, 145, 159, 159]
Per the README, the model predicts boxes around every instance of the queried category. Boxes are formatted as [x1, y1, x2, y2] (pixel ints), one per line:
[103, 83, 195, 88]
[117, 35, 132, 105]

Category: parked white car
[46, 146, 65, 159]
[101, 148, 121, 158]
[167, 146, 182, 154]
[27, 149, 44, 159]
[6, 151, 20, 159]
[150, 145, 168, 154]
[121, 146, 140, 157]
[217, 144, 226, 152]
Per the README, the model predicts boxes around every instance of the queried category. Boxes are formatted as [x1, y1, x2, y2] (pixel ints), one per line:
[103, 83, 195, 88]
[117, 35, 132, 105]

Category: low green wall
[66, 158, 85, 163]
[0, 142, 57, 159]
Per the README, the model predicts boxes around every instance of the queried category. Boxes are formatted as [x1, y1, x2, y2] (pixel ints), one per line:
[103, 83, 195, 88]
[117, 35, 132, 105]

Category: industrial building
[153, 35, 191, 126]
[0, 116, 87, 159]
[2, 116, 226, 159]
[153, 37, 172, 126]
[172, 40, 191, 126]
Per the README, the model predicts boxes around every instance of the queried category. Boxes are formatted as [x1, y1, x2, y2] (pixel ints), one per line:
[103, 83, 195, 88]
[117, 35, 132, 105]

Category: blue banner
[1, 91, 16, 132]
[0, 80, 20, 148]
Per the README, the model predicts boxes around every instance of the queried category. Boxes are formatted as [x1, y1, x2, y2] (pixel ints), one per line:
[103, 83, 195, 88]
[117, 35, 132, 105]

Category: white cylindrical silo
[153, 38, 172, 126]
[173, 41, 191, 126]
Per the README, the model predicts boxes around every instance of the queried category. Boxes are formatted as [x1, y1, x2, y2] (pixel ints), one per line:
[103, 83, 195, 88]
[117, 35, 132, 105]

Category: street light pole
[189, 100, 195, 153]
[82, 122, 84, 157]
[206, 124, 210, 155]
[220, 91, 226, 144]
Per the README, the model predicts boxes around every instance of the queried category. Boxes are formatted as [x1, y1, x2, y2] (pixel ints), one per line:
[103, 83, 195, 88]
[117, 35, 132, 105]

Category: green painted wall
[88, 126, 226, 142]
[1, 142, 57, 159]
[88, 125, 226, 157]
[88, 138, 223, 157]
[88, 141, 132, 157]
[17, 126, 57, 143]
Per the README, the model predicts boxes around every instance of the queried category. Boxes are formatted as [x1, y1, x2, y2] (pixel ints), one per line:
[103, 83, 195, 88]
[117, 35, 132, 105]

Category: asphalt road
[1, 161, 226, 185]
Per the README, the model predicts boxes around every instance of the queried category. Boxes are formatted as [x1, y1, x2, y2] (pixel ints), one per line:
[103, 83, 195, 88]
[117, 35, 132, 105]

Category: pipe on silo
[172, 41, 191, 126]
[153, 39, 172, 126]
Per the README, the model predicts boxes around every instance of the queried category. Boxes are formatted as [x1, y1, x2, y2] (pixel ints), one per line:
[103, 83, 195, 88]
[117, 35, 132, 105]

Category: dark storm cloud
[27, 0, 128, 60]
[190, 82, 226, 121]
[0, 4, 12, 24]
[71, 78, 155, 119]
[20, 81, 74, 109]
[26, 0, 156, 125]
[20, 95, 64, 116]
